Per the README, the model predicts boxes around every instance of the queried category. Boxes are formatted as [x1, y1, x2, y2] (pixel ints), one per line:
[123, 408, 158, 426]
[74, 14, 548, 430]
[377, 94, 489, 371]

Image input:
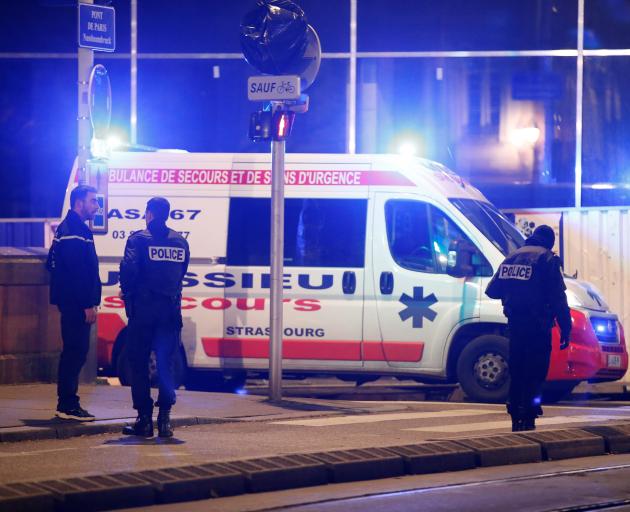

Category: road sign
[88, 65, 112, 139]
[78, 3, 116, 52]
[248, 75, 301, 101]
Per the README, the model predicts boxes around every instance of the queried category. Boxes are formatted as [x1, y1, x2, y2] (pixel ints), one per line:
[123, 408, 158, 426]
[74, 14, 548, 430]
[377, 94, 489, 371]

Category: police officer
[47, 185, 101, 421]
[485, 225, 571, 432]
[119, 197, 189, 437]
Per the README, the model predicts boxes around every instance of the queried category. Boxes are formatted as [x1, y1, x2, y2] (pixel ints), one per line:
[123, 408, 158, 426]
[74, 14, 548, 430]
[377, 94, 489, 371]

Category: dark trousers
[57, 307, 91, 410]
[507, 318, 552, 420]
[127, 294, 180, 414]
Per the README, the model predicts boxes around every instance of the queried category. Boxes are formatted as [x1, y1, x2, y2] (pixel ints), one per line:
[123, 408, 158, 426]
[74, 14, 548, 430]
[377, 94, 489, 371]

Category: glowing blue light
[533, 396, 541, 405]
[590, 317, 617, 343]
[235, 388, 248, 396]
[90, 137, 109, 159]
[398, 141, 417, 157]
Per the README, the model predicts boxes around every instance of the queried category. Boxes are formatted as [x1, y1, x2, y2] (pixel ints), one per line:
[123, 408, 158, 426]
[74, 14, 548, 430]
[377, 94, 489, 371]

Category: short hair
[70, 185, 97, 209]
[146, 197, 170, 223]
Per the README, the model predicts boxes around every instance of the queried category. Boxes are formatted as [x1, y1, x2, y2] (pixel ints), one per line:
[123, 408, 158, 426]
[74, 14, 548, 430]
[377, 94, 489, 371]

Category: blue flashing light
[590, 317, 618, 343]
[236, 388, 248, 396]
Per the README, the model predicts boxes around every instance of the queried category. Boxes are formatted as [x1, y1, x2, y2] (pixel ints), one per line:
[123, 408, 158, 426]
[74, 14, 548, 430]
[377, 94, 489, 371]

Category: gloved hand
[560, 331, 571, 350]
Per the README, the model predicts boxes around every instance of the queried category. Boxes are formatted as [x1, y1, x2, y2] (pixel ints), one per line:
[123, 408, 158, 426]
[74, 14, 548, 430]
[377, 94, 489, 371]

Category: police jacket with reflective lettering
[485, 240, 571, 333]
[46, 210, 102, 309]
[119, 220, 190, 300]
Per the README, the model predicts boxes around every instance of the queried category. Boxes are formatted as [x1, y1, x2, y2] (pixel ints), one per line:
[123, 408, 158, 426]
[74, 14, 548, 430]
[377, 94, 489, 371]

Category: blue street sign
[78, 4, 115, 52]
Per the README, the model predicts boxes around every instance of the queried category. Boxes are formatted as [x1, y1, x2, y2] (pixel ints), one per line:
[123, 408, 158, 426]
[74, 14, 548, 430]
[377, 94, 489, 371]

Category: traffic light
[249, 111, 272, 142]
[249, 109, 295, 142]
[273, 110, 295, 141]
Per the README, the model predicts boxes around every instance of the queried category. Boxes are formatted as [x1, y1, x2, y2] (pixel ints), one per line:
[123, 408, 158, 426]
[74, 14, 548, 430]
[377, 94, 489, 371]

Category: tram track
[262, 461, 630, 512]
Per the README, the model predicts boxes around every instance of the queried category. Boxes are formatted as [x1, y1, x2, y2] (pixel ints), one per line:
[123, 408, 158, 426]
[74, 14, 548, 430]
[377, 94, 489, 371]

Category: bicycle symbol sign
[248, 75, 301, 101]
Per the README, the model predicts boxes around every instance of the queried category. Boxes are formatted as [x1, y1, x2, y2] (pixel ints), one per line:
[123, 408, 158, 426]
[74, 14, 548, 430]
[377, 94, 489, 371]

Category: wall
[0, 248, 62, 384]
[563, 208, 630, 337]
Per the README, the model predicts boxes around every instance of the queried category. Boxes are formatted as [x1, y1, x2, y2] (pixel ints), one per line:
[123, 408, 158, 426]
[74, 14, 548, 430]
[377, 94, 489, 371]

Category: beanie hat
[527, 225, 555, 250]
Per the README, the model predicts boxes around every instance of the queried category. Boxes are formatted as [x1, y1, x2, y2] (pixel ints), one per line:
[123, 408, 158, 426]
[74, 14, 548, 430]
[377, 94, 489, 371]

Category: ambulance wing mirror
[446, 239, 476, 278]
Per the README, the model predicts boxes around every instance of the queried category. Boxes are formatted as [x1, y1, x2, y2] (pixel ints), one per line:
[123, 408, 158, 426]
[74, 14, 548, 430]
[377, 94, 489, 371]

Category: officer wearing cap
[119, 197, 190, 438]
[486, 225, 572, 432]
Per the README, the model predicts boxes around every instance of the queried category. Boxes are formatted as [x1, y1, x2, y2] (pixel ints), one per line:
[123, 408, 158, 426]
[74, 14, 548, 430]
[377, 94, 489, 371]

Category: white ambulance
[78, 152, 627, 403]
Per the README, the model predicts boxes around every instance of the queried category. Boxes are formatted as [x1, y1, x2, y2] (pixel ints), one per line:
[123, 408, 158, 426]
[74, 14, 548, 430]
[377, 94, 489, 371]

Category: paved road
[116, 454, 630, 512]
[2, 398, 630, 484]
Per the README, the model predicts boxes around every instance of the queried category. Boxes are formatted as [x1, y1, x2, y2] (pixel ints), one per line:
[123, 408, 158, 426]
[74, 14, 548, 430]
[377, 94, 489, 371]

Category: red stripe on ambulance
[202, 338, 423, 362]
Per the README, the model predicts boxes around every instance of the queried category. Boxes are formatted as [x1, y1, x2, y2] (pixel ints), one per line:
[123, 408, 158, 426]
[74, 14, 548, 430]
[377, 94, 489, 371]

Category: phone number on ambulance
[111, 230, 190, 239]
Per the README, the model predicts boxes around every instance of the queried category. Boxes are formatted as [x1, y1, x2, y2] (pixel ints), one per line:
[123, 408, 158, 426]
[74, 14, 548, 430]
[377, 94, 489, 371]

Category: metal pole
[78, 0, 94, 185]
[347, 0, 357, 154]
[78, 0, 97, 384]
[130, 0, 138, 145]
[269, 106, 285, 402]
[574, 0, 585, 208]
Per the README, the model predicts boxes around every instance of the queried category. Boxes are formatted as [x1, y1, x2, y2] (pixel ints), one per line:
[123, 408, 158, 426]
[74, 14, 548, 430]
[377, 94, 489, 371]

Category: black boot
[123, 413, 154, 437]
[511, 417, 524, 432]
[157, 409, 173, 438]
[521, 417, 536, 431]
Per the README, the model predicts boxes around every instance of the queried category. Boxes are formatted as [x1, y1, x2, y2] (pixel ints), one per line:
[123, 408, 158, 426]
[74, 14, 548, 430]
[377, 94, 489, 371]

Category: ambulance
[74, 152, 628, 403]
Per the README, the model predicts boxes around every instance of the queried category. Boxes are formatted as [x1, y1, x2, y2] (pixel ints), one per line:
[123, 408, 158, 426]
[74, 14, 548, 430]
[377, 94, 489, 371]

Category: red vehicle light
[547, 309, 628, 382]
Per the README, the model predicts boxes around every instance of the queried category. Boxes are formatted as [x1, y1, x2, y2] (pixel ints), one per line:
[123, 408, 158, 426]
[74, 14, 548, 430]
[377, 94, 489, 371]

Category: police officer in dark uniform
[119, 197, 190, 437]
[47, 185, 101, 421]
[485, 225, 572, 432]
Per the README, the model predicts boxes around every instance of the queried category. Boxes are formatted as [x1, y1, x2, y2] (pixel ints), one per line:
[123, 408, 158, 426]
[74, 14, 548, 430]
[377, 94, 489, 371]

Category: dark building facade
[0, 0, 629, 216]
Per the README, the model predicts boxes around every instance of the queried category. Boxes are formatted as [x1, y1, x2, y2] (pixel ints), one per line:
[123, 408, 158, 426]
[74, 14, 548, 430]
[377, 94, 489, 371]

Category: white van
[78, 152, 627, 403]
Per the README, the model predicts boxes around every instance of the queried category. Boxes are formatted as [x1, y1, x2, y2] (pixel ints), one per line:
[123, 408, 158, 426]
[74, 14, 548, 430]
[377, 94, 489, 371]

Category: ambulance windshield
[449, 199, 524, 256]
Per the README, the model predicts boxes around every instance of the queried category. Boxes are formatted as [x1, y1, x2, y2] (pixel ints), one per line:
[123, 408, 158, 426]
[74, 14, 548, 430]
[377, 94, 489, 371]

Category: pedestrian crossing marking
[271, 409, 504, 427]
[405, 414, 626, 433]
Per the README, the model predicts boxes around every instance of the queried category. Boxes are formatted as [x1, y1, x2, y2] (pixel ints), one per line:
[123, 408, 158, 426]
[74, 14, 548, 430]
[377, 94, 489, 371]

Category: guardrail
[0, 218, 59, 248]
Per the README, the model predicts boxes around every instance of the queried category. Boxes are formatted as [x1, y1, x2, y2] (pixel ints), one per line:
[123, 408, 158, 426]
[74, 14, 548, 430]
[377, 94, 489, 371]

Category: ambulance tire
[115, 330, 186, 389]
[457, 335, 510, 403]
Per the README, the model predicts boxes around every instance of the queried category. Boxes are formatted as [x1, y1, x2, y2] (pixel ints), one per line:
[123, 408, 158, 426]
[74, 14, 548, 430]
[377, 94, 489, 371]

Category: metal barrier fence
[0, 219, 58, 248]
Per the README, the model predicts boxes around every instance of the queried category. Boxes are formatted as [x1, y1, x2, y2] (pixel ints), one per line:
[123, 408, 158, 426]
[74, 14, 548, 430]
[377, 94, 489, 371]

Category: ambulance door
[223, 196, 366, 371]
[95, 190, 229, 371]
[371, 193, 480, 370]
[282, 197, 367, 370]
[182, 195, 229, 370]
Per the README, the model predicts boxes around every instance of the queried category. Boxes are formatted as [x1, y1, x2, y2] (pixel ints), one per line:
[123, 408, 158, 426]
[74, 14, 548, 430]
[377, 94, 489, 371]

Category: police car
[65, 152, 628, 402]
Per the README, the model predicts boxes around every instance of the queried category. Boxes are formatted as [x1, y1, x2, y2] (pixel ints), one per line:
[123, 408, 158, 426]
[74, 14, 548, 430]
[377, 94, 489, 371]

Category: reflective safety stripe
[54, 235, 94, 243]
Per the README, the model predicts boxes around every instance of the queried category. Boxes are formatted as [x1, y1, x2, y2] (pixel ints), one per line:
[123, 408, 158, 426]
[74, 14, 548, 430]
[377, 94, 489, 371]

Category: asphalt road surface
[2, 398, 630, 484]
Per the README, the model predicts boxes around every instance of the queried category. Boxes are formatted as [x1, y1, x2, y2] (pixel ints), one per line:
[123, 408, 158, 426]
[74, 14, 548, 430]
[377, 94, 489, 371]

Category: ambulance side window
[386, 200, 487, 275]
[428, 206, 469, 273]
[385, 200, 434, 272]
[429, 205, 493, 276]
[227, 198, 367, 268]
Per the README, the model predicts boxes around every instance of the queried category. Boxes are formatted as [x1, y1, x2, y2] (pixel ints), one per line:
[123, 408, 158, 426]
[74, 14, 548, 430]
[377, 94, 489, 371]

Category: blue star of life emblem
[398, 286, 438, 328]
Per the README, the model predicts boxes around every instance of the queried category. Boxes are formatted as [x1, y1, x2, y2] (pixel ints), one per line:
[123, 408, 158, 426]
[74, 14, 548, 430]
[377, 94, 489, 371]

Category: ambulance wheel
[116, 335, 186, 389]
[457, 335, 510, 403]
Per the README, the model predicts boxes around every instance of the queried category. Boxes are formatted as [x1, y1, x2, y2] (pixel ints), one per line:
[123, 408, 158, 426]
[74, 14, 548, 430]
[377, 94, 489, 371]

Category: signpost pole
[269, 102, 285, 402]
[78, 0, 94, 185]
